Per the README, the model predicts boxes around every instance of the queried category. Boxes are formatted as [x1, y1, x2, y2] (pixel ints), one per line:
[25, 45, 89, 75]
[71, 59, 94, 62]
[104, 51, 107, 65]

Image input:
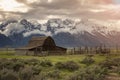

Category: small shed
[16, 36, 66, 56]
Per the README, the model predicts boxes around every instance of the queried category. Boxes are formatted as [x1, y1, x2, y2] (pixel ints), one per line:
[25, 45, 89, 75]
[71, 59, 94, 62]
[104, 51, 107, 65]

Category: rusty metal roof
[17, 36, 50, 50]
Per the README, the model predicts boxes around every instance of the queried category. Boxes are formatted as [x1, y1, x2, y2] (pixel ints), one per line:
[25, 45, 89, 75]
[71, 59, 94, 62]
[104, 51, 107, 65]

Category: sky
[0, 0, 120, 21]
[115, 0, 120, 3]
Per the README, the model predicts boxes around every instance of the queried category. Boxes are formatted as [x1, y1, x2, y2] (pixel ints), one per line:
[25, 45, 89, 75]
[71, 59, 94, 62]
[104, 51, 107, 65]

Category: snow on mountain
[0, 18, 119, 37]
[0, 18, 120, 47]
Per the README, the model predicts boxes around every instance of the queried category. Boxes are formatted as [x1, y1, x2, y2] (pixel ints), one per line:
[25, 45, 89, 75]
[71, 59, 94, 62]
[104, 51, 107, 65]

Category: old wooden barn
[16, 36, 67, 56]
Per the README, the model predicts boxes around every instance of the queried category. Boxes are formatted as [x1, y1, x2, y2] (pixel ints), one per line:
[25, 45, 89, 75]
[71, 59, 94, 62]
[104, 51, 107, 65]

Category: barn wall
[16, 50, 34, 56]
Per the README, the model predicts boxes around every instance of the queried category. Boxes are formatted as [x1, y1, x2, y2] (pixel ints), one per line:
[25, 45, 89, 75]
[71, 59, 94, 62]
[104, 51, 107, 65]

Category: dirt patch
[106, 73, 120, 80]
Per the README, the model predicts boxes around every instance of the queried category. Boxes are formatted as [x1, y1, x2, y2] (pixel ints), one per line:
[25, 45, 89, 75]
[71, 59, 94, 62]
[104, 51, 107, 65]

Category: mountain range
[0, 18, 120, 48]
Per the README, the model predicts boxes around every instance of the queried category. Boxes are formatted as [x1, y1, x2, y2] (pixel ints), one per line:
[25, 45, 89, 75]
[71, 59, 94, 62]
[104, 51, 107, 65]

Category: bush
[112, 58, 120, 66]
[47, 70, 61, 79]
[0, 69, 18, 80]
[13, 61, 24, 72]
[1, 60, 14, 69]
[0, 58, 7, 70]
[55, 62, 64, 69]
[80, 56, 95, 66]
[39, 59, 53, 67]
[34, 70, 61, 80]
[112, 66, 120, 75]
[34, 72, 48, 80]
[99, 58, 120, 69]
[24, 59, 40, 66]
[19, 67, 33, 80]
[0, 59, 24, 71]
[11, 58, 21, 62]
[116, 67, 120, 75]
[32, 65, 42, 75]
[55, 61, 79, 71]
[67, 66, 108, 80]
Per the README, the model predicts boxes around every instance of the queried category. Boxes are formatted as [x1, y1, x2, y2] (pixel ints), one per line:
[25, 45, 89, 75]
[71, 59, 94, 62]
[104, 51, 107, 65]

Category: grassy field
[0, 51, 120, 80]
[0, 51, 120, 64]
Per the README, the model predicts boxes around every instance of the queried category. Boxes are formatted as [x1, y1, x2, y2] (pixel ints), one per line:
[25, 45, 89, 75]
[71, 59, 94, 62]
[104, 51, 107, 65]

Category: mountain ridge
[0, 18, 119, 47]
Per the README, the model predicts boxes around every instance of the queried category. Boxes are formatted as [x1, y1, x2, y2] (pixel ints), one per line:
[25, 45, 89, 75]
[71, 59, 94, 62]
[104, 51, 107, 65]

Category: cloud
[0, 0, 119, 21]
[80, 0, 113, 5]
[23, 30, 52, 37]
[0, 0, 31, 13]
[1, 23, 25, 36]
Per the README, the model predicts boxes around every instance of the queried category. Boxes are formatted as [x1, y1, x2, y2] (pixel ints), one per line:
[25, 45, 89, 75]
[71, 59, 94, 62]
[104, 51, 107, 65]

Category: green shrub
[24, 59, 40, 66]
[112, 66, 120, 75]
[47, 70, 61, 79]
[67, 66, 108, 80]
[55, 61, 79, 71]
[34, 72, 48, 80]
[12, 61, 24, 72]
[11, 58, 21, 62]
[39, 59, 53, 67]
[117, 67, 120, 75]
[80, 56, 95, 66]
[1, 60, 14, 69]
[99, 58, 120, 69]
[19, 67, 33, 80]
[55, 62, 64, 69]
[0, 60, 24, 72]
[32, 65, 42, 75]
[112, 58, 120, 66]
[34, 70, 60, 80]
[0, 58, 8, 68]
[0, 59, 13, 70]
[0, 69, 18, 80]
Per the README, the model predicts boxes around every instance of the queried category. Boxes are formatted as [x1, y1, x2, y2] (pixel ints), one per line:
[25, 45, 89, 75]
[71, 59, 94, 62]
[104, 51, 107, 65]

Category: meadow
[0, 51, 109, 64]
[0, 51, 120, 80]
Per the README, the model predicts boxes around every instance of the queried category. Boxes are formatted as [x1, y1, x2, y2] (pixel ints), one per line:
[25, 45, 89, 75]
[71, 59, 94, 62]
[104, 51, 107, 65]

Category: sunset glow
[0, 0, 29, 12]
[0, 0, 119, 20]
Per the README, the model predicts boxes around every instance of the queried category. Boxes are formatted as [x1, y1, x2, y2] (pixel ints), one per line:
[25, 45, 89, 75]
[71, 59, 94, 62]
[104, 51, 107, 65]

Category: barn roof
[18, 36, 51, 50]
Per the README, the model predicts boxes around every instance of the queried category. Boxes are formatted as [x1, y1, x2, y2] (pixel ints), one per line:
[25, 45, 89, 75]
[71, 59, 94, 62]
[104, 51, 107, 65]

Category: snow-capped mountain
[0, 18, 120, 47]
